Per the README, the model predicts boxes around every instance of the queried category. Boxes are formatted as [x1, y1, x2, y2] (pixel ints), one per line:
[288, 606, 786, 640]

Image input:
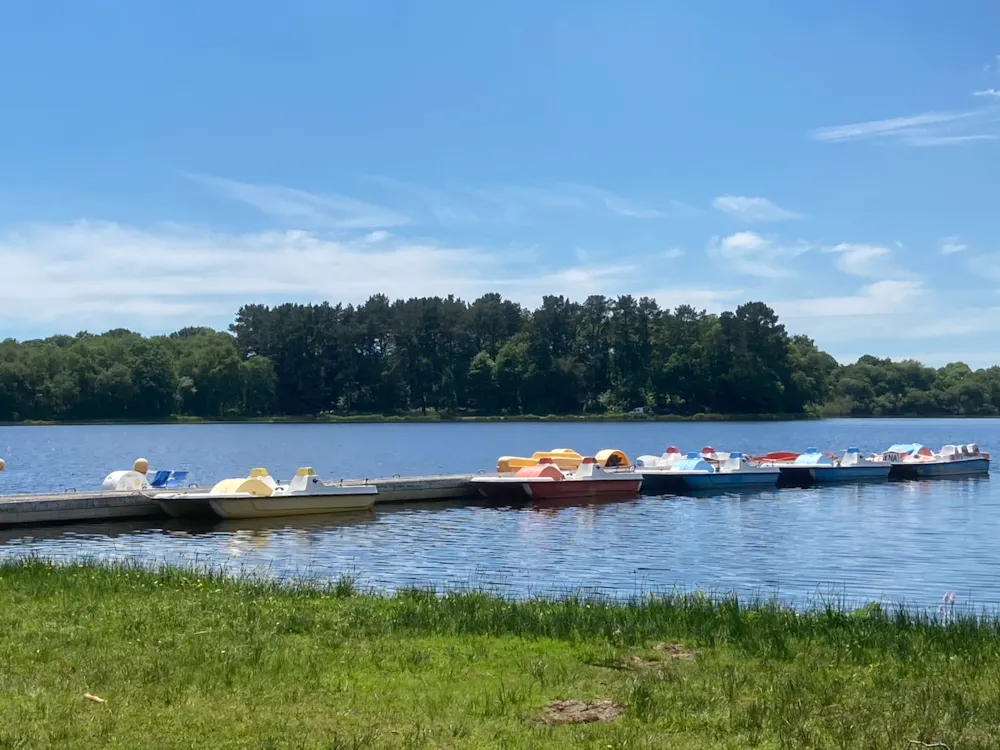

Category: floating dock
[0, 490, 163, 526]
[0, 475, 479, 527]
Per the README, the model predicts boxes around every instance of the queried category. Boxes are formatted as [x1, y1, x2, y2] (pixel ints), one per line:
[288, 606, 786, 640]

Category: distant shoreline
[0, 412, 992, 427]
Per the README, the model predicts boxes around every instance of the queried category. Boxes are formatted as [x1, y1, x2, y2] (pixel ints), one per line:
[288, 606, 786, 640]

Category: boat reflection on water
[173, 510, 378, 552]
[640, 485, 783, 502]
[898, 474, 991, 499]
[528, 493, 640, 515]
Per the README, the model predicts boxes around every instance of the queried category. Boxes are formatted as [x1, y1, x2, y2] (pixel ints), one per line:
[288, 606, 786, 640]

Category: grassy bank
[2, 560, 998, 748]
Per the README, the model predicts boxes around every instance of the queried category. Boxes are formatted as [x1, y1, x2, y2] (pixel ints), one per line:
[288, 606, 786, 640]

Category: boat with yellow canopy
[497, 448, 583, 473]
[495, 448, 631, 474]
[153, 467, 377, 520]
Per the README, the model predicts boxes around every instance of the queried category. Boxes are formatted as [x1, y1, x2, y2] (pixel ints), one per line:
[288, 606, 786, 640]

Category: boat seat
[289, 467, 319, 492]
[575, 458, 598, 477]
[164, 470, 190, 488]
[148, 470, 172, 488]
[840, 447, 861, 466]
[719, 452, 743, 472]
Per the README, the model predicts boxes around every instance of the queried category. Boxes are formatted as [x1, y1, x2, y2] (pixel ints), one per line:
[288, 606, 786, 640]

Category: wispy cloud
[366, 175, 479, 225]
[824, 243, 892, 276]
[906, 133, 998, 146]
[474, 183, 675, 221]
[941, 236, 967, 255]
[711, 195, 802, 222]
[559, 183, 666, 218]
[189, 174, 412, 229]
[973, 89, 1000, 99]
[778, 280, 926, 320]
[810, 110, 996, 147]
[706, 231, 811, 278]
[967, 252, 1000, 281]
[662, 247, 684, 259]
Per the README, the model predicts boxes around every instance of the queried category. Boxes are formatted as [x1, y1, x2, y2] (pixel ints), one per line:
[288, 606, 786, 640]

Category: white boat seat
[289, 467, 319, 492]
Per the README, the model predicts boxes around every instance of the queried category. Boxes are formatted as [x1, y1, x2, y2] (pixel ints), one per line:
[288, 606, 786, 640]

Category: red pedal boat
[471, 456, 642, 502]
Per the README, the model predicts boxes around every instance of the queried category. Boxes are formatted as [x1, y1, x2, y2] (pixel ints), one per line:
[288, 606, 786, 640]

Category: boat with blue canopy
[637, 451, 780, 494]
[767, 447, 891, 485]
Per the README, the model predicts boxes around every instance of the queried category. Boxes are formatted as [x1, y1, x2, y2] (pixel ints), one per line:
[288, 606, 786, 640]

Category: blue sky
[1, 1, 999, 365]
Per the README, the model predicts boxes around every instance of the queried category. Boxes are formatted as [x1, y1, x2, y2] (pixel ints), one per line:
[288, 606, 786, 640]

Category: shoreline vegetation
[5, 410, 1000, 427]
[2, 558, 996, 748]
[3, 295, 999, 424]
[6, 410, 814, 427]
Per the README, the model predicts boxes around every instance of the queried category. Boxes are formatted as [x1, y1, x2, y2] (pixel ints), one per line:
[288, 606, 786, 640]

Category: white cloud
[189, 174, 412, 229]
[0, 220, 740, 334]
[941, 236, 967, 255]
[824, 243, 891, 276]
[662, 247, 684, 259]
[640, 286, 743, 312]
[777, 280, 925, 320]
[0, 221, 495, 326]
[8, 214, 992, 359]
[810, 109, 996, 147]
[711, 195, 802, 221]
[774, 280, 934, 344]
[973, 89, 1000, 99]
[774, 283, 1000, 346]
[706, 231, 811, 278]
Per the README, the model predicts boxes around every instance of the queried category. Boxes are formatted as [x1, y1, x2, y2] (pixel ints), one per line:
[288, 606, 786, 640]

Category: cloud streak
[941, 237, 967, 255]
[190, 174, 412, 229]
[824, 243, 892, 277]
[711, 195, 802, 222]
[473, 183, 678, 221]
[810, 109, 997, 147]
[777, 280, 926, 320]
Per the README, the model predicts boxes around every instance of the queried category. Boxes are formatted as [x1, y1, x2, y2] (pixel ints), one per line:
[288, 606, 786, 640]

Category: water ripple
[1, 419, 998, 609]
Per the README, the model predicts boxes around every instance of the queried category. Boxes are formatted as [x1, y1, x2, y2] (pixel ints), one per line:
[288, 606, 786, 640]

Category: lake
[0, 419, 996, 609]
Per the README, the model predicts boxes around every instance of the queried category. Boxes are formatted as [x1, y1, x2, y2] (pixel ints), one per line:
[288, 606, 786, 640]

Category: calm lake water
[0, 419, 997, 609]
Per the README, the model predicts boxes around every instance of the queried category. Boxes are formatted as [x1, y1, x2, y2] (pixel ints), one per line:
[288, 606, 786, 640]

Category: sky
[1, 0, 998, 366]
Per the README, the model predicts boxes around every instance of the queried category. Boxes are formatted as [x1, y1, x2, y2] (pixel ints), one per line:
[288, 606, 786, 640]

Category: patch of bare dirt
[652, 642, 697, 660]
[619, 642, 698, 669]
[534, 699, 624, 725]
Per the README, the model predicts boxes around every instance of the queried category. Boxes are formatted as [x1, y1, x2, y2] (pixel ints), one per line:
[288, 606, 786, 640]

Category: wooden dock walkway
[0, 474, 480, 527]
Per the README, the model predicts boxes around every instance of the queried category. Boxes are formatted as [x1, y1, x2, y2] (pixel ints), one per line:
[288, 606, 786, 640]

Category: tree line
[0, 294, 996, 421]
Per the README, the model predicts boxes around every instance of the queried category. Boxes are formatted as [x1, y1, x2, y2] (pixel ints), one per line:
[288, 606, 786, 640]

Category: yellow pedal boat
[154, 467, 377, 520]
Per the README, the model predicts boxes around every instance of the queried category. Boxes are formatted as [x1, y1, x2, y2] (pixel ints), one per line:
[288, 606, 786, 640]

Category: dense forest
[0, 294, 997, 422]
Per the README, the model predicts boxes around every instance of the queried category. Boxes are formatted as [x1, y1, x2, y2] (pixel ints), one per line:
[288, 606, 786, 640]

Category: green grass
[2, 559, 999, 748]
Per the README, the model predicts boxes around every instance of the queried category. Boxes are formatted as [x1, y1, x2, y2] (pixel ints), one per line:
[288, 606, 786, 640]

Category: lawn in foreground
[1, 560, 999, 748]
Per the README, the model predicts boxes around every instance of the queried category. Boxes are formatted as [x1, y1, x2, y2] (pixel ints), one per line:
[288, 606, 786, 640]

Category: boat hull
[471, 479, 532, 503]
[208, 490, 377, 520]
[778, 464, 891, 485]
[889, 457, 990, 479]
[639, 470, 778, 494]
[523, 478, 642, 502]
[156, 496, 218, 519]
